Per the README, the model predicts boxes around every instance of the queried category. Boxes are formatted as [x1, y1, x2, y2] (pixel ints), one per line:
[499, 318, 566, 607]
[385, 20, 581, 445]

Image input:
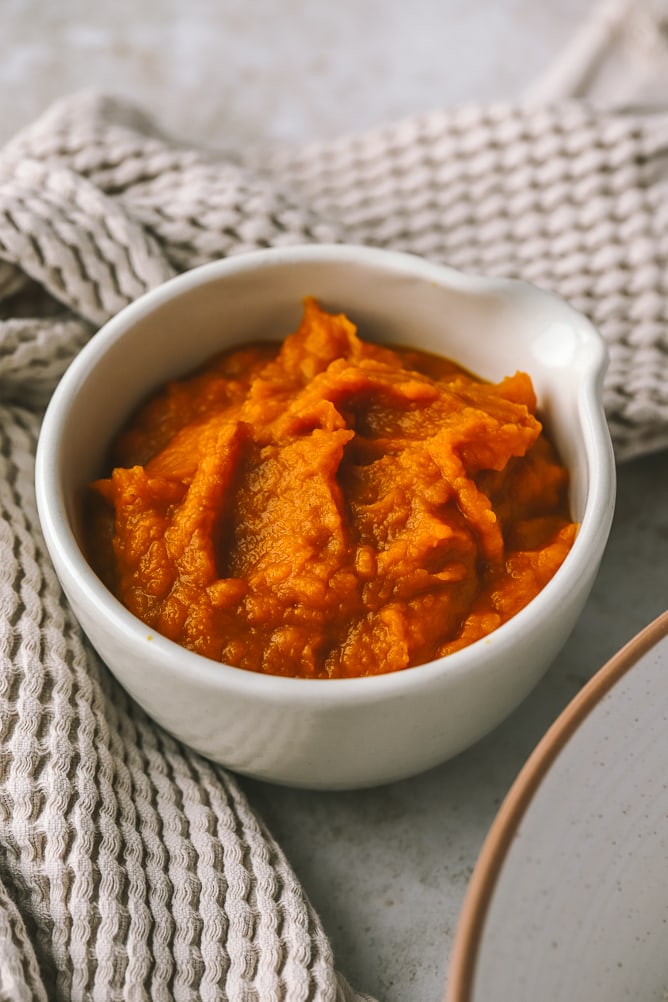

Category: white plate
[447, 608, 668, 1002]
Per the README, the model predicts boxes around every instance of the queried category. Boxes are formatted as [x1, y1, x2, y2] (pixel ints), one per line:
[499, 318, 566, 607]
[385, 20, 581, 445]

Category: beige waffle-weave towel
[1, 87, 668, 1002]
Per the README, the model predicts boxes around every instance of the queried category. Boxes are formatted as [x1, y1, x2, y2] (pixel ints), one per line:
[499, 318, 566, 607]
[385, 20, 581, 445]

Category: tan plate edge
[445, 606, 668, 1002]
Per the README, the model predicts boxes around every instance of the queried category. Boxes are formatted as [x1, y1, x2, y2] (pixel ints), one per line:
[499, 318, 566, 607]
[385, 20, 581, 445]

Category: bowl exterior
[47, 557, 595, 789]
[35, 245, 615, 788]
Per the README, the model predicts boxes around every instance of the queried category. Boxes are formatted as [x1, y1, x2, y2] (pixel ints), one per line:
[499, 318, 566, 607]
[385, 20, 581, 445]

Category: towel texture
[1, 90, 668, 1000]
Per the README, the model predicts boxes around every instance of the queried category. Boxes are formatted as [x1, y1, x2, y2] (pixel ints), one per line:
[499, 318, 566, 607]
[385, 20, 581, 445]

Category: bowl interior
[51, 247, 607, 551]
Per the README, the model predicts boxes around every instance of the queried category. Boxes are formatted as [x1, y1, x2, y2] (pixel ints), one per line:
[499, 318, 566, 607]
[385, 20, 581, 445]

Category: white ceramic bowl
[446, 608, 668, 1002]
[35, 245, 615, 789]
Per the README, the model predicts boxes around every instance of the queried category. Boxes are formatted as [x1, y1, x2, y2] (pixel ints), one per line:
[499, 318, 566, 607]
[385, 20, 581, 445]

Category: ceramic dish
[447, 607, 668, 1001]
[35, 244, 615, 789]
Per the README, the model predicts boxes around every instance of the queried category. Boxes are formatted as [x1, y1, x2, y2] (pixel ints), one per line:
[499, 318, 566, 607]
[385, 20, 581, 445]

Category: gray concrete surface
[5, 3, 666, 1000]
[2, 0, 587, 149]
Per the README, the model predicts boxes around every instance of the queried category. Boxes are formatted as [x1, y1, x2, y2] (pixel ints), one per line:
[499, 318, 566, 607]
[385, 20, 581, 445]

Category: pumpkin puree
[86, 298, 577, 678]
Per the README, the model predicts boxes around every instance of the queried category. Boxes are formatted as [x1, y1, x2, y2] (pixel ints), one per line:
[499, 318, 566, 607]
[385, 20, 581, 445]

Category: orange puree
[85, 298, 577, 678]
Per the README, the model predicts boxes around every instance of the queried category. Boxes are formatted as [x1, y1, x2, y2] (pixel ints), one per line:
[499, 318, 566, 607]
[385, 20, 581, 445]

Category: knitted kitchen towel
[2, 90, 668, 1002]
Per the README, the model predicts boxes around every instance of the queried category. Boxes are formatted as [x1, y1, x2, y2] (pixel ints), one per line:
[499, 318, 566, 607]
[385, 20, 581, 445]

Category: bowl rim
[35, 243, 616, 705]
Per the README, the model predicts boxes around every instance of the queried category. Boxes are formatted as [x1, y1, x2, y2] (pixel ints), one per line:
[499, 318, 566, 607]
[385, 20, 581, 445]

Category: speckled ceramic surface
[448, 608, 668, 1002]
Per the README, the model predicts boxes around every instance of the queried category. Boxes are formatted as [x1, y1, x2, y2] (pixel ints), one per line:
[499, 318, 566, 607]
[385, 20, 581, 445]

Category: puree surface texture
[86, 299, 577, 678]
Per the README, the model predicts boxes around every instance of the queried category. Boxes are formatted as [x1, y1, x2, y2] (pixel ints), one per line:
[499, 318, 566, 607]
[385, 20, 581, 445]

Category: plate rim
[445, 606, 668, 1002]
